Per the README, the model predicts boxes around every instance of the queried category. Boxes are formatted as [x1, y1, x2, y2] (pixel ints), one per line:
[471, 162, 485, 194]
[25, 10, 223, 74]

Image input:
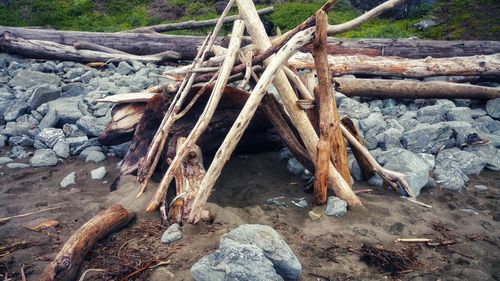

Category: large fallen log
[0, 32, 181, 63]
[3, 25, 500, 60]
[38, 204, 134, 281]
[290, 52, 500, 78]
[333, 77, 500, 99]
[129, 7, 274, 33]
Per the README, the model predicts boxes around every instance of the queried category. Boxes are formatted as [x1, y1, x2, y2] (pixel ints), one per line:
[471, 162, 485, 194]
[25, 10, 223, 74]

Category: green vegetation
[0, 0, 498, 40]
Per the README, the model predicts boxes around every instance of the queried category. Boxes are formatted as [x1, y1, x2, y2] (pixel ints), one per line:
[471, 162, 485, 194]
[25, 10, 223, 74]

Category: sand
[0, 151, 499, 280]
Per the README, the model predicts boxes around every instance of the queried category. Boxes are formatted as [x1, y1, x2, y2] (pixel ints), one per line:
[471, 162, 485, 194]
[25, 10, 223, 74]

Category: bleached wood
[234, 0, 362, 207]
[146, 20, 246, 212]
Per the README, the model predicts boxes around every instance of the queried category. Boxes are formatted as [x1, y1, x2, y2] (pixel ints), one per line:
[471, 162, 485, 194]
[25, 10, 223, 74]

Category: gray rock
[117, 61, 134, 75]
[286, 158, 305, 175]
[0, 134, 7, 147]
[8, 70, 61, 88]
[38, 109, 59, 129]
[475, 116, 500, 133]
[53, 140, 70, 158]
[416, 101, 455, 123]
[60, 172, 76, 188]
[9, 146, 30, 158]
[63, 124, 87, 137]
[470, 108, 487, 118]
[486, 98, 500, 119]
[419, 153, 436, 170]
[220, 224, 301, 280]
[4, 101, 30, 122]
[66, 136, 89, 152]
[463, 144, 500, 171]
[433, 152, 468, 191]
[338, 98, 371, 120]
[8, 135, 35, 146]
[30, 149, 58, 167]
[111, 142, 130, 158]
[377, 148, 431, 196]
[414, 18, 438, 31]
[191, 240, 283, 281]
[34, 128, 64, 148]
[160, 223, 182, 244]
[80, 71, 93, 84]
[378, 128, 403, 150]
[402, 123, 453, 154]
[438, 148, 485, 176]
[47, 97, 85, 124]
[7, 163, 30, 169]
[324, 196, 347, 217]
[29, 84, 61, 109]
[86, 150, 106, 163]
[90, 166, 107, 180]
[126, 75, 154, 91]
[76, 116, 108, 137]
[446, 107, 473, 122]
[73, 138, 100, 155]
[65, 67, 86, 80]
[61, 84, 87, 97]
[0, 157, 13, 164]
[349, 156, 364, 181]
[360, 112, 385, 133]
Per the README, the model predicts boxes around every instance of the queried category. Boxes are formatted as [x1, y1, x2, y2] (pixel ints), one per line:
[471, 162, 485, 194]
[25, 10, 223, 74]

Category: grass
[0, 0, 498, 40]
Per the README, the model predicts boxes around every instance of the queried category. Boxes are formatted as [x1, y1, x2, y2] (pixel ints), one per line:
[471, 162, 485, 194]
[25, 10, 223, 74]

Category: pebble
[474, 184, 488, 191]
[60, 172, 76, 188]
[161, 223, 182, 244]
[90, 166, 107, 180]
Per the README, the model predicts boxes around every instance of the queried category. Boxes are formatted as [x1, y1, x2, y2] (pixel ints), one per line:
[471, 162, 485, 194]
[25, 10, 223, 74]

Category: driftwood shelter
[2, 0, 498, 279]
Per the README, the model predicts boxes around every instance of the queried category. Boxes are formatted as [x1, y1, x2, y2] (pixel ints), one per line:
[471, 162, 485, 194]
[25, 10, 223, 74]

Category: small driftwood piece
[146, 19, 245, 211]
[0, 206, 61, 226]
[130, 7, 274, 33]
[334, 77, 500, 100]
[395, 238, 432, 243]
[38, 204, 134, 281]
[237, 0, 362, 207]
[73, 40, 129, 55]
[167, 137, 206, 223]
[340, 124, 415, 198]
[289, 52, 500, 78]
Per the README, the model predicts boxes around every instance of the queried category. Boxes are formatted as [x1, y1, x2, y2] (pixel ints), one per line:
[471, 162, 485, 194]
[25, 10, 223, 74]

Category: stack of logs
[33, 0, 500, 279]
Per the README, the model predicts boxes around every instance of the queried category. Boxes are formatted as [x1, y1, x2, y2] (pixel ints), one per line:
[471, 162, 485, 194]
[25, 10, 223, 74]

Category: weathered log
[290, 52, 500, 78]
[38, 204, 134, 281]
[334, 77, 500, 99]
[98, 103, 147, 146]
[0, 26, 209, 58]
[129, 7, 274, 33]
[312, 10, 350, 206]
[146, 19, 245, 211]
[235, 0, 362, 208]
[302, 38, 500, 59]
[0, 32, 181, 63]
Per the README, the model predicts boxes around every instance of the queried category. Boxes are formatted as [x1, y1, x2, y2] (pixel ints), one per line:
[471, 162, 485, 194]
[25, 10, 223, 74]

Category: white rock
[91, 166, 107, 180]
[60, 172, 76, 188]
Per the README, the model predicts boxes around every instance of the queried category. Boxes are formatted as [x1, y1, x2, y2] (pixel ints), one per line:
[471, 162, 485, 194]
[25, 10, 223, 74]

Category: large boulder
[433, 152, 469, 191]
[219, 224, 302, 280]
[463, 144, 500, 171]
[8, 70, 61, 88]
[191, 240, 283, 281]
[46, 97, 87, 124]
[402, 123, 453, 154]
[438, 148, 485, 176]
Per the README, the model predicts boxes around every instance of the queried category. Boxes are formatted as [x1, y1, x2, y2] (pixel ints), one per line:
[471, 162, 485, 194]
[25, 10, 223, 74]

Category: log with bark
[38, 204, 134, 281]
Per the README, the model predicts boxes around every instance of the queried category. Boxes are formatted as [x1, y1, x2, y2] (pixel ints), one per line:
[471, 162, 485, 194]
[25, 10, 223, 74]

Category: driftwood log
[38, 204, 134, 281]
[3, 25, 500, 60]
[333, 77, 500, 99]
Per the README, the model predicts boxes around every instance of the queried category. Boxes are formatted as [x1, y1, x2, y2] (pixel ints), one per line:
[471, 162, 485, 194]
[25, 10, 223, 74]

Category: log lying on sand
[0, 32, 181, 63]
[290, 52, 500, 78]
[129, 7, 274, 33]
[334, 77, 500, 99]
[38, 204, 134, 281]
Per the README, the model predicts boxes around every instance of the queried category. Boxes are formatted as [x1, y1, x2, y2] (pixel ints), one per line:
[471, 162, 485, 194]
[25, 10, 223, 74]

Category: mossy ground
[0, 0, 498, 40]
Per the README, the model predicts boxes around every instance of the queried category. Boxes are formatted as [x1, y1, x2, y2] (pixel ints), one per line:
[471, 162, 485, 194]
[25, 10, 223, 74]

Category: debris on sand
[359, 244, 422, 275]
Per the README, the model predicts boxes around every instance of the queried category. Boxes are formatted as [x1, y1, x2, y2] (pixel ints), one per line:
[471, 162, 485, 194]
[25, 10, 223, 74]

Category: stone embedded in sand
[60, 172, 76, 188]
[160, 223, 182, 244]
[220, 224, 302, 280]
[85, 150, 106, 163]
[191, 239, 283, 281]
[30, 149, 58, 167]
[90, 166, 107, 180]
[475, 184, 488, 191]
[0, 157, 13, 165]
[7, 163, 30, 169]
[325, 196, 347, 217]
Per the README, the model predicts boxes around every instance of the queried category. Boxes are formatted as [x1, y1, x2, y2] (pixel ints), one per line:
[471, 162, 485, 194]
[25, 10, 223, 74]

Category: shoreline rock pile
[0, 53, 499, 197]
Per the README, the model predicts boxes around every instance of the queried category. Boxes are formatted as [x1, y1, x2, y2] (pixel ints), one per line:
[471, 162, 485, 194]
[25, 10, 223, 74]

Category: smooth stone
[90, 166, 107, 180]
[85, 150, 106, 163]
[7, 163, 30, 169]
[475, 184, 488, 191]
[160, 223, 182, 244]
[30, 149, 58, 167]
[60, 172, 76, 188]
[220, 224, 302, 280]
[324, 196, 347, 217]
[0, 157, 13, 164]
